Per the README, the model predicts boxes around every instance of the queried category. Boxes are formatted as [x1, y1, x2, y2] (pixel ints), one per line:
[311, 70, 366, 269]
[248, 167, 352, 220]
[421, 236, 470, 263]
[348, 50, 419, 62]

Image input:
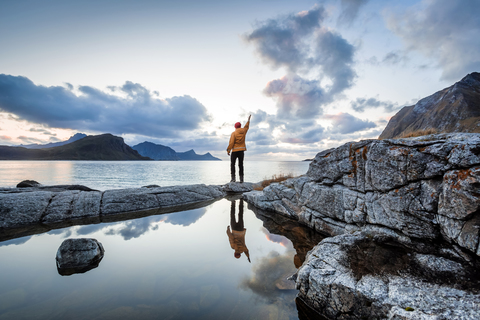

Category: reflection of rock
[295, 232, 480, 320]
[56, 238, 105, 276]
[248, 204, 324, 268]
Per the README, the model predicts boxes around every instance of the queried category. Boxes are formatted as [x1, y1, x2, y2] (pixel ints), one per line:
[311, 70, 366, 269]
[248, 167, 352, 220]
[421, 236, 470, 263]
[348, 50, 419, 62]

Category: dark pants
[230, 199, 244, 231]
[230, 151, 244, 179]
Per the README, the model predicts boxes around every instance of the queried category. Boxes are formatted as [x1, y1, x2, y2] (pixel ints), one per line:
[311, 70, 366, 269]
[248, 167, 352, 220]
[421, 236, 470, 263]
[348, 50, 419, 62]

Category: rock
[16, 180, 41, 188]
[0, 183, 228, 240]
[244, 133, 480, 256]
[294, 232, 480, 320]
[222, 182, 258, 193]
[56, 238, 105, 276]
[243, 133, 480, 318]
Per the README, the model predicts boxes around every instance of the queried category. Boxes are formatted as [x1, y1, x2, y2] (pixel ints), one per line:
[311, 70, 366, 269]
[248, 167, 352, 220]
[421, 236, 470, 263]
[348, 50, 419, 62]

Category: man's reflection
[227, 199, 250, 262]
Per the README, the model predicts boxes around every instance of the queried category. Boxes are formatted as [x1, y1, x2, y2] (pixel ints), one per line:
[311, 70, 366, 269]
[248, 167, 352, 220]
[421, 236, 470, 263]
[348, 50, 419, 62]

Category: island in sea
[0, 133, 221, 161]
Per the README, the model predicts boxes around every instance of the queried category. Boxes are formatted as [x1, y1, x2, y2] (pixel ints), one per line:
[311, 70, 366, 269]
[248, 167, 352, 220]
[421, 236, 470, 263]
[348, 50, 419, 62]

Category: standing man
[227, 115, 251, 183]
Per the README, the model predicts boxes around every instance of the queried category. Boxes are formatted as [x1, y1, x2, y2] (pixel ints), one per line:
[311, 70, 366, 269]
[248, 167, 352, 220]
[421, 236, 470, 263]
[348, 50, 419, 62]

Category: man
[226, 199, 250, 262]
[227, 115, 251, 183]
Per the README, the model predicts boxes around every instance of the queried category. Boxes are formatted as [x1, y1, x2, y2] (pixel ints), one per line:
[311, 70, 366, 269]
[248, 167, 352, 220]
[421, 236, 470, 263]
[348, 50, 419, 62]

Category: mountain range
[131, 141, 220, 161]
[379, 72, 480, 139]
[0, 134, 149, 160]
[1, 133, 221, 161]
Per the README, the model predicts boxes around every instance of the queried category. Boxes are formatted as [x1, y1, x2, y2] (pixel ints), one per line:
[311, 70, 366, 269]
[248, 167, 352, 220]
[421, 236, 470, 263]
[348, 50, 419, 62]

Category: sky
[0, 0, 479, 160]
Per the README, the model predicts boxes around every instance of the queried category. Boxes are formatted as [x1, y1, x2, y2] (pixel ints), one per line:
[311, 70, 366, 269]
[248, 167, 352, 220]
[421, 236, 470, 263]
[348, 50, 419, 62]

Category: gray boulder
[56, 238, 105, 276]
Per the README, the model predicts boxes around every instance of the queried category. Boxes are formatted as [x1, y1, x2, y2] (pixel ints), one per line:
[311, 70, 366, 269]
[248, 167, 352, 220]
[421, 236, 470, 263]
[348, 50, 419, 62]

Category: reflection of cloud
[103, 208, 206, 241]
[47, 228, 72, 238]
[105, 216, 166, 241]
[0, 236, 32, 247]
[164, 208, 206, 226]
[261, 228, 292, 249]
[240, 251, 296, 301]
[76, 224, 108, 236]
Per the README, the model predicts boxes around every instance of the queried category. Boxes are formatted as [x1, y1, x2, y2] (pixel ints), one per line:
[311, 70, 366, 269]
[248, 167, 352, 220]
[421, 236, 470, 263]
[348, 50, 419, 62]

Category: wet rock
[16, 180, 41, 188]
[56, 238, 105, 276]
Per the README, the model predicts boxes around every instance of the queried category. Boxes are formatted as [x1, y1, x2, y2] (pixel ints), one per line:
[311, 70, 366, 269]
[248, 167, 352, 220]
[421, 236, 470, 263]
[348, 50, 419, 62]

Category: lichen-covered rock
[56, 238, 105, 276]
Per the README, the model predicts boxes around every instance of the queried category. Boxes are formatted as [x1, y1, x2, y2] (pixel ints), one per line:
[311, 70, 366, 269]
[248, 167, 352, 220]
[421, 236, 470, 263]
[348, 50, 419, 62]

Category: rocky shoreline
[3, 133, 480, 319]
[244, 133, 480, 319]
[0, 181, 257, 242]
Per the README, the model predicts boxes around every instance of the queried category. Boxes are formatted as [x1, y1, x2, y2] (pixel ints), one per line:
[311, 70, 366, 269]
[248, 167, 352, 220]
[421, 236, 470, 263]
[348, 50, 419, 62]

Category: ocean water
[0, 160, 311, 190]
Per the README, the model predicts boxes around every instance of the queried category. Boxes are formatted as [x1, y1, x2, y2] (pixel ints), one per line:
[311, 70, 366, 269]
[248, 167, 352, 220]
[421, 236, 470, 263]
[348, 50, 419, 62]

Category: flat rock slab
[56, 238, 105, 276]
[0, 183, 232, 240]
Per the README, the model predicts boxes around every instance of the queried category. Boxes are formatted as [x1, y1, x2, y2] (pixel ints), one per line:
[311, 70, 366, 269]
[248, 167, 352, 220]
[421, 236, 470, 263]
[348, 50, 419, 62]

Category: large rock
[0, 183, 227, 240]
[244, 133, 480, 256]
[244, 133, 480, 318]
[56, 238, 105, 276]
[294, 232, 480, 320]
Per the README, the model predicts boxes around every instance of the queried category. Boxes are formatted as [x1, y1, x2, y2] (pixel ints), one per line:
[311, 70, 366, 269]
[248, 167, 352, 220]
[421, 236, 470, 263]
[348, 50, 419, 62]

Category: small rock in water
[142, 184, 161, 188]
[56, 238, 105, 276]
[17, 180, 41, 188]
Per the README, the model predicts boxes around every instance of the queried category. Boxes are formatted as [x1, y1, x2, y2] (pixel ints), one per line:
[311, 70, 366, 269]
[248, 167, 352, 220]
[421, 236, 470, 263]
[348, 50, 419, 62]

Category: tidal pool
[0, 197, 324, 320]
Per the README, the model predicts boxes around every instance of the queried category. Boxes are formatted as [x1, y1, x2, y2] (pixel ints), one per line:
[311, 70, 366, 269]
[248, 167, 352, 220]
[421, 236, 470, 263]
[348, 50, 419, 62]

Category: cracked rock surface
[243, 133, 480, 319]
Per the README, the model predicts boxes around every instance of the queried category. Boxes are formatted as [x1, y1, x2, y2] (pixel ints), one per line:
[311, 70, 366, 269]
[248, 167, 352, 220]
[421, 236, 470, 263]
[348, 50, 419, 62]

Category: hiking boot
[230, 176, 236, 183]
[240, 176, 244, 183]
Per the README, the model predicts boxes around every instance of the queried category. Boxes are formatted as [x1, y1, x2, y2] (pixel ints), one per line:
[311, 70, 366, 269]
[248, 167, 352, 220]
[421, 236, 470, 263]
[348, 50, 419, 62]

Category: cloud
[324, 112, 376, 134]
[337, 0, 369, 27]
[245, 5, 357, 144]
[386, 0, 480, 81]
[29, 127, 56, 136]
[263, 74, 326, 119]
[244, 6, 326, 72]
[17, 135, 45, 144]
[0, 74, 211, 139]
[351, 96, 401, 113]
[0, 135, 12, 141]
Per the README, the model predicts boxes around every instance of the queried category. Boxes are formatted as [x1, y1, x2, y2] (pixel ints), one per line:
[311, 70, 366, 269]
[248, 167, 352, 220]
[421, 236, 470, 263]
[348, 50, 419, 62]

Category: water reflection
[0, 199, 324, 320]
[227, 199, 251, 262]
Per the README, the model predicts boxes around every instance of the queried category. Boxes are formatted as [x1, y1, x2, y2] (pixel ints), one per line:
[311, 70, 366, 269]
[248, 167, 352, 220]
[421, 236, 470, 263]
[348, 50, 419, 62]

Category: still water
[0, 198, 324, 320]
[0, 161, 310, 190]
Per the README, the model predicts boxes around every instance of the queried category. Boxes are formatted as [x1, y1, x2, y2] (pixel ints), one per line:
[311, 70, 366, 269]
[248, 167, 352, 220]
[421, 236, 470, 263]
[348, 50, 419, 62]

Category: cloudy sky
[0, 0, 478, 160]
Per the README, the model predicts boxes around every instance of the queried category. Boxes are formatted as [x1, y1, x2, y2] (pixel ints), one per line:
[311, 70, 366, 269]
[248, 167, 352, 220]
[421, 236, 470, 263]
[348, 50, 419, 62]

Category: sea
[0, 160, 311, 190]
[0, 160, 321, 320]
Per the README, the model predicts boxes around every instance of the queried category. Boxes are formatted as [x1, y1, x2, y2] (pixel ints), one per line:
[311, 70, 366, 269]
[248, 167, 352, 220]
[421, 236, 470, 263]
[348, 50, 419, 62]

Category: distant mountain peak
[379, 72, 480, 139]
